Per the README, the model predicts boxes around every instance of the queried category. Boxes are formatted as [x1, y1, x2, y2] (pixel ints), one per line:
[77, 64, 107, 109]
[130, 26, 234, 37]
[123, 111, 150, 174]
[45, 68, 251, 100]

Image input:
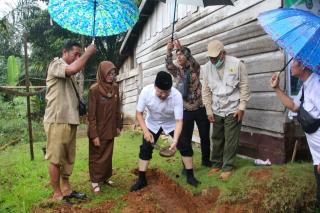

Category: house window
[289, 75, 302, 96]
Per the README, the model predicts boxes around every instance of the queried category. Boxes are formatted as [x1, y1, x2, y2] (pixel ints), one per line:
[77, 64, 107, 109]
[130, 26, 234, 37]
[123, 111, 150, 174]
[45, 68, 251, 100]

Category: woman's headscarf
[176, 46, 198, 68]
[176, 46, 192, 60]
[96, 61, 117, 98]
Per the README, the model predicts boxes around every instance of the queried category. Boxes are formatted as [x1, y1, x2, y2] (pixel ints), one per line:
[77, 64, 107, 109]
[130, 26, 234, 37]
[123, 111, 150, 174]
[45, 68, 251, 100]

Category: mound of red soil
[122, 169, 219, 213]
[33, 169, 220, 213]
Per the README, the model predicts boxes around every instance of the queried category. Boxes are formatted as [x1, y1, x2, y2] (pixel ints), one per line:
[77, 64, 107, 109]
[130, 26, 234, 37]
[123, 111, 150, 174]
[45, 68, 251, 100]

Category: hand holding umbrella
[85, 44, 97, 55]
[167, 41, 174, 53]
[270, 72, 280, 89]
[173, 39, 182, 50]
[167, 38, 182, 53]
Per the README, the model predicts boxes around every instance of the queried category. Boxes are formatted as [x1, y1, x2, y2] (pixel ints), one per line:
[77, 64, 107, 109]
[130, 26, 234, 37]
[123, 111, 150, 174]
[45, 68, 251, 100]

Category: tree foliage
[1, 0, 142, 85]
[25, 11, 127, 82]
[0, 0, 42, 84]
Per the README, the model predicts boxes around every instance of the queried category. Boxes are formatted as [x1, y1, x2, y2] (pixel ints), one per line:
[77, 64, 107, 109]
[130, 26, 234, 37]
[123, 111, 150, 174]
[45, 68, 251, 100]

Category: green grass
[0, 96, 45, 146]
[0, 131, 316, 213]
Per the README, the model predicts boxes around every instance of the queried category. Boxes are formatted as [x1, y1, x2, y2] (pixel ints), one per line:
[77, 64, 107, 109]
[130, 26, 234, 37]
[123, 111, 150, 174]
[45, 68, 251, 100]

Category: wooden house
[116, 0, 307, 163]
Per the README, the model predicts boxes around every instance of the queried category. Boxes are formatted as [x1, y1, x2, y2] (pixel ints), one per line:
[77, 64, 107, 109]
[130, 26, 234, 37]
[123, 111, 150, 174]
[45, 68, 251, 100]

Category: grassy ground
[0, 96, 45, 146]
[0, 131, 316, 213]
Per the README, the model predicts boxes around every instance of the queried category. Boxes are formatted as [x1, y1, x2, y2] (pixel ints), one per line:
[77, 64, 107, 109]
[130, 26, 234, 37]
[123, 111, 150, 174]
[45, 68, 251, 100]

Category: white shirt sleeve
[174, 92, 183, 120]
[136, 87, 147, 112]
[293, 88, 302, 108]
[310, 86, 320, 113]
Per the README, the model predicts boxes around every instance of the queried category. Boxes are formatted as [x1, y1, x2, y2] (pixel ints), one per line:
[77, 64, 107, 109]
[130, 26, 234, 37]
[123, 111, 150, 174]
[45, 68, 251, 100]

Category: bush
[262, 166, 316, 213]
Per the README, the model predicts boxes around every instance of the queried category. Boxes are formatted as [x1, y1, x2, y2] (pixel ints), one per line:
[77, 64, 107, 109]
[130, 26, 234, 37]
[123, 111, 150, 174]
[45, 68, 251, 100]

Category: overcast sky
[0, 0, 18, 18]
[0, 0, 47, 19]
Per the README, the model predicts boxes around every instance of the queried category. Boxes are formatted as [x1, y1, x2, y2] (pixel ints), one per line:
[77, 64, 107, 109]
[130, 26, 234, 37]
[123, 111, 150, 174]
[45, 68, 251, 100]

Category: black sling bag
[297, 86, 320, 134]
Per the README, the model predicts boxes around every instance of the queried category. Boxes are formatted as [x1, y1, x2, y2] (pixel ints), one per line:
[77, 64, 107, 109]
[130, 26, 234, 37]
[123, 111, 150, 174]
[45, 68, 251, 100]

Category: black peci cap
[155, 71, 172, 90]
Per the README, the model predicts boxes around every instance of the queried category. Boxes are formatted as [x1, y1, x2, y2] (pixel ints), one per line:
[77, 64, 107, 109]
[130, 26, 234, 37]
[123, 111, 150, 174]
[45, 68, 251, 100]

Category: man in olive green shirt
[44, 40, 96, 201]
[202, 40, 250, 181]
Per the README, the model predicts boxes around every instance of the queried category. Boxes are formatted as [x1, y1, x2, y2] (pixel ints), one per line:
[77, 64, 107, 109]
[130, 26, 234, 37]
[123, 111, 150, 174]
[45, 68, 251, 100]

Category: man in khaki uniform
[202, 40, 250, 180]
[44, 40, 96, 201]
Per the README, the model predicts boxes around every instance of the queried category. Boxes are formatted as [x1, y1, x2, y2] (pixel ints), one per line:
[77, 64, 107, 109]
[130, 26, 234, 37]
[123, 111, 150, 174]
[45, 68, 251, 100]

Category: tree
[25, 9, 127, 82]
[1, 0, 142, 86]
[0, 0, 42, 84]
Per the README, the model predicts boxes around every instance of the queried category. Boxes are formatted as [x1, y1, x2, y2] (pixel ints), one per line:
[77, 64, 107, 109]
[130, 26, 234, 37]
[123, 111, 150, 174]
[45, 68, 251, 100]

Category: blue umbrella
[48, 0, 139, 38]
[258, 8, 320, 74]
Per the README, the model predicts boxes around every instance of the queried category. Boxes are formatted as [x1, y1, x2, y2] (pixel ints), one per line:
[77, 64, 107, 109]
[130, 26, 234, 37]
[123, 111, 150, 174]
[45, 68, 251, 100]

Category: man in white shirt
[130, 71, 200, 192]
[270, 59, 320, 211]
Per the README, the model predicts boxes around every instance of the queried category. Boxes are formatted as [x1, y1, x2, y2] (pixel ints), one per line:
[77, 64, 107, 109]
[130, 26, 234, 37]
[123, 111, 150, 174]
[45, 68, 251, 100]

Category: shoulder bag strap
[70, 78, 81, 102]
[300, 86, 304, 104]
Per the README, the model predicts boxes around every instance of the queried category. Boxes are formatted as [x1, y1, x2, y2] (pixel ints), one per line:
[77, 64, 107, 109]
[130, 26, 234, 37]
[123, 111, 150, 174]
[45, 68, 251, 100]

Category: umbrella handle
[171, 0, 177, 41]
[91, 38, 95, 45]
[277, 57, 293, 77]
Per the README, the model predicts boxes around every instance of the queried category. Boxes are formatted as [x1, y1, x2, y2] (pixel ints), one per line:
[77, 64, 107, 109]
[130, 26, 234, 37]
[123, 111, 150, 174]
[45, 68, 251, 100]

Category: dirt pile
[122, 169, 219, 213]
[33, 169, 220, 213]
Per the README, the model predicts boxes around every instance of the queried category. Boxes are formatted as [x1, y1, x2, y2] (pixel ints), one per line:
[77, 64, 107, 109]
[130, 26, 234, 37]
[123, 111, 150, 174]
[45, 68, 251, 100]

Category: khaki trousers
[44, 122, 77, 177]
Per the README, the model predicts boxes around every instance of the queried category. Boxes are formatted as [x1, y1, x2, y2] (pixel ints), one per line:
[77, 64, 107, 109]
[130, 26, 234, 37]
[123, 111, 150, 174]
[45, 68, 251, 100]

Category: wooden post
[23, 33, 34, 161]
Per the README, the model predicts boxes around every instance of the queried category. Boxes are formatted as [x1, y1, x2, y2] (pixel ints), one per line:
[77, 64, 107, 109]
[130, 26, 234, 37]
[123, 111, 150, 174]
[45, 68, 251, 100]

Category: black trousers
[139, 128, 174, 160]
[177, 107, 210, 160]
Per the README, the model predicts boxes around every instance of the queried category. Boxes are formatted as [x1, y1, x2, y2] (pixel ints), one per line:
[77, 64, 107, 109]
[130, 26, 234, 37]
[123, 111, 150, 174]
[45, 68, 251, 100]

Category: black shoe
[187, 176, 201, 187]
[181, 168, 187, 176]
[202, 160, 212, 167]
[62, 196, 73, 205]
[66, 191, 87, 200]
[130, 180, 147, 192]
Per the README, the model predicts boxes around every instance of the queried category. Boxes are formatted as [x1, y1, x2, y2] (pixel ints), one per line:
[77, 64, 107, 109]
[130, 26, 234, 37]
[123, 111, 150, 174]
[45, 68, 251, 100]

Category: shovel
[148, 134, 176, 157]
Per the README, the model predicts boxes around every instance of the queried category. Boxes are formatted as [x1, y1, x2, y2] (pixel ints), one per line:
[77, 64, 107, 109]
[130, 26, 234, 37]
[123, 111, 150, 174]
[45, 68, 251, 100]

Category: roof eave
[120, 0, 159, 56]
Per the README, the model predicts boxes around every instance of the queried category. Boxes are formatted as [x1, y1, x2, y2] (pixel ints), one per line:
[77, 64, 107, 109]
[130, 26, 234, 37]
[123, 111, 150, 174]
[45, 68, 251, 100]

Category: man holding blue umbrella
[46, 0, 138, 201]
[270, 60, 320, 212]
[259, 7, 320, 211]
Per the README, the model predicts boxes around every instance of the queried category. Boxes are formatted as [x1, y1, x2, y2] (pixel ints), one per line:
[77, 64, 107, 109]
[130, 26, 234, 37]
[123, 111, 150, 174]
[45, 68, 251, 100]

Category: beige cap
[207, 40, 224, 57]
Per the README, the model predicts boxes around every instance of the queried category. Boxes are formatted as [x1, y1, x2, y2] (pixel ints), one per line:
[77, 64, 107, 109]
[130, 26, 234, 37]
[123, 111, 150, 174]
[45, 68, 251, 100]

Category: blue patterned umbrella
[48, 0, 139, 37]
[258, 8, 320, 74]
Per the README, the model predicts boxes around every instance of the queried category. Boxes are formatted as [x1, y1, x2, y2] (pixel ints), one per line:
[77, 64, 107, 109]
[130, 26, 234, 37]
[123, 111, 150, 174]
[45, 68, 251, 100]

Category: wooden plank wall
[120, 0, 287, 137]
[117, 64, 142, 126]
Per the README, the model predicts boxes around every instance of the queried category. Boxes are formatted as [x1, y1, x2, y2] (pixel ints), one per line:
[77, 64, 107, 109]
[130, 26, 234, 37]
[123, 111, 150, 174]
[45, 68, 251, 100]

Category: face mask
[214, 58, 224, 69]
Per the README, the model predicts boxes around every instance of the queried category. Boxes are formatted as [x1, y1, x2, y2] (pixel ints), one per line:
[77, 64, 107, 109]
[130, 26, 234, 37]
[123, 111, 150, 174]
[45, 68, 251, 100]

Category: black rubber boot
[186, 169, 201, 187]
[181, 160, 187, 176]
[130, 171, 147, 192]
